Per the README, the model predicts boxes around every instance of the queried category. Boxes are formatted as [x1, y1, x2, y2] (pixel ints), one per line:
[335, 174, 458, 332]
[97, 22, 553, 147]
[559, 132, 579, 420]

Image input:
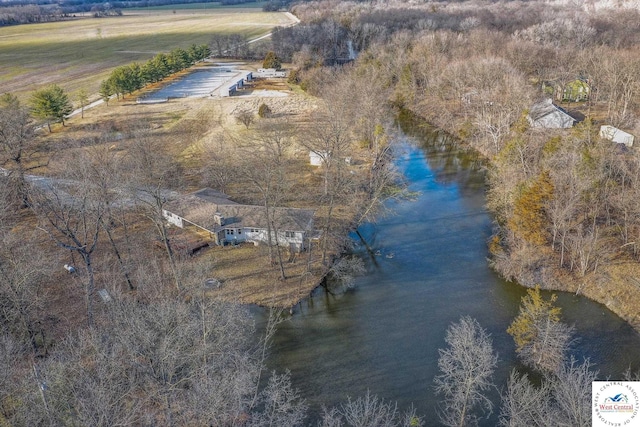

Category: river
[262, 119, 640, 424]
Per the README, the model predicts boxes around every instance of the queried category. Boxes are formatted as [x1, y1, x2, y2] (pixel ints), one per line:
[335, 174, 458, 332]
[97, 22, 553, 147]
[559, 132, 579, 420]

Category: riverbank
[401, 106, 640, 333]
[265, 117, 640, 425]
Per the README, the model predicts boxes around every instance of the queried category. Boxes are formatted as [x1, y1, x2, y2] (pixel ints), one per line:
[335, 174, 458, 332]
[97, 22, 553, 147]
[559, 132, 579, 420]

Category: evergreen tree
[30, 85, 73, 132]
[263, 51, 282, 70]
[99, 80, 115, 104]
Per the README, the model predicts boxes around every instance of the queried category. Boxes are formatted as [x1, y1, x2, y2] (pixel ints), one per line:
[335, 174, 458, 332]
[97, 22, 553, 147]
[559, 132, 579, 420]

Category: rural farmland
[0, 8, 294, 100]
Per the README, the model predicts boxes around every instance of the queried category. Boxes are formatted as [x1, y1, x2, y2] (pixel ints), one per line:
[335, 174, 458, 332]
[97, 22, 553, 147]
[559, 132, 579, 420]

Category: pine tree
[30, 85, 73, 132]
[262, 51, 281, 70]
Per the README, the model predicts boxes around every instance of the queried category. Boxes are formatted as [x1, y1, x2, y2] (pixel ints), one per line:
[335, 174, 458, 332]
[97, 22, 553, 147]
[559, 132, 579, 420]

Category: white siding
[242, 228, 305, 251]
[309, 150, 329, 166]
[163, 210, 184, 228]
[600, 125, 635, 147]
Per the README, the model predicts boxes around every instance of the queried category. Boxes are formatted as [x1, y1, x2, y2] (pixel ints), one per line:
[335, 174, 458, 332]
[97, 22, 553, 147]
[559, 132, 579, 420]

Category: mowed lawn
[0, 8, 292, 100]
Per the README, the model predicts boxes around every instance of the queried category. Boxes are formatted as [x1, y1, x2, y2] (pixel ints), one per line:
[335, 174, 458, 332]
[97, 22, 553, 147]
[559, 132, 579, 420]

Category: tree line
[99, 44, 211, 101]
[0, 0, 256, 27]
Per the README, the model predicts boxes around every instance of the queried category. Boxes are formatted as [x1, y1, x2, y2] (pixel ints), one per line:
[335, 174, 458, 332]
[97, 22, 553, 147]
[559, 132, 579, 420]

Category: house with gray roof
[527, 99, 577, 129]
[162, 188, 315, 252]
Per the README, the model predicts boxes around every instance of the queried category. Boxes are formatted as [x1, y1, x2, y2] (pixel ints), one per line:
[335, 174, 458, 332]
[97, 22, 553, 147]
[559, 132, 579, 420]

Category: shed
[309, 150, 329, 167]
[600, 125, 635, 147]
[256, 68, 287, 78]
[527, 99, 576, 129]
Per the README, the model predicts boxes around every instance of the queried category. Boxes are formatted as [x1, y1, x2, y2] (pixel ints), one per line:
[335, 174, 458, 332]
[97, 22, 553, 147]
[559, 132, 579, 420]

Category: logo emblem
[593, 381, 639, 426]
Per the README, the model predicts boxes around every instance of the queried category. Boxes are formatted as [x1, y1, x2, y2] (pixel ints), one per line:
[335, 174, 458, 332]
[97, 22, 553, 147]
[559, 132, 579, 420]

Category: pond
[262, 118, 640, 424]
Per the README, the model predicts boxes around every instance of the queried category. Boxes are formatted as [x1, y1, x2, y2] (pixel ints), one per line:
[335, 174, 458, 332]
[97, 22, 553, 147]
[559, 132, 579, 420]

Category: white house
[163, 188, 315, 252]
[600, 125, 635, 147]
[527, 99, 576, 129]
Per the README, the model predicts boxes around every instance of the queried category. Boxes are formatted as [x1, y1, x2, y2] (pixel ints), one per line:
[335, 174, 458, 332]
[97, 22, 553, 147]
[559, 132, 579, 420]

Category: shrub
[258, 103, 272, 118]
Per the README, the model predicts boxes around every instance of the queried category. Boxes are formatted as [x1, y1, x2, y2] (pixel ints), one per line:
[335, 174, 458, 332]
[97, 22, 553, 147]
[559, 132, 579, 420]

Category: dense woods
[2, 0, 640, 424]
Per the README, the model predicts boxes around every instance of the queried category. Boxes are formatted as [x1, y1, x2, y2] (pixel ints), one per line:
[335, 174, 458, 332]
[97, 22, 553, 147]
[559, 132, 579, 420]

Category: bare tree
[499, 370, 553, 427]
[0, 334, 44, 426]
[549, 357, 596, 427]
[235, 122, 294, 280]
[434, 316, 497, 427]
[0, 93, 42, 207]
[200, 134, 238, 194]
[76, 88, 89, 119]
[520, 316, 574, 374]
[319, 391, 424, 427]
[29, 299, 309, 426]
[303, 100, 353, 196]
[500, 357, 596, 427]
[249, 370, 307, 426]
[302, 103, 362, 266]
[0, 232, 51, 354]
[623, 368, 640, 381]
[125, 130, 183, 290]
[29, 180, 104, 327]
[76, 147, 135, 290]
[37, 328, 143, 426]
[210, 33, 230, 57]
[340, 392, 400, 427]
[236, 110, 255, 129]
[325, 255, 366, 294]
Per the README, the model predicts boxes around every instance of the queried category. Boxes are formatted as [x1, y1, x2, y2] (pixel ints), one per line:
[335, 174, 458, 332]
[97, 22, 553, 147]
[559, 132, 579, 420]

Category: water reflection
[262, 116, 640, 425]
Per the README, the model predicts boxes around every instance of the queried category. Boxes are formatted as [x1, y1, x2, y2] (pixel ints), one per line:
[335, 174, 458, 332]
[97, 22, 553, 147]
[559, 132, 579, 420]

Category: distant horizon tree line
[0, 0, 262, 27]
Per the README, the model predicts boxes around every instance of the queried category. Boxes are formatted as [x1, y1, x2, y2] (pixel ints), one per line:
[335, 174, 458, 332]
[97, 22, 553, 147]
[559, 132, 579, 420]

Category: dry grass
[0, 9, 293, 100]
[195, 238, 325, 308]
[20, 71, 339, 327]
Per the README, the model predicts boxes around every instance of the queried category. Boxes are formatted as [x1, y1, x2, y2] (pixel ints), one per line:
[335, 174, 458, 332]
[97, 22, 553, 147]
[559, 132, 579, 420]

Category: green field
[0, 8, 290, 101]
[131, 2, 264, 11]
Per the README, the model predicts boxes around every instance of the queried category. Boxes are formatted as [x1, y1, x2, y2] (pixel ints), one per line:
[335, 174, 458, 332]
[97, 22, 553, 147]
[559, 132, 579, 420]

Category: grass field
[131, 2, 264, 11]
[0, 8, 291, 101]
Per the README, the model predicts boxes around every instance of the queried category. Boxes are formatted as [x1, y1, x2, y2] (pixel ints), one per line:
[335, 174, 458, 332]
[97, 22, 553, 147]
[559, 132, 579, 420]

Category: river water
[263, 119, 640, 424]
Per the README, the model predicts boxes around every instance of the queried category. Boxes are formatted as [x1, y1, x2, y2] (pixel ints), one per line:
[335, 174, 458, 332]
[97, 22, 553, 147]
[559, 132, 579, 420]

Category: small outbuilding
[309, 150, 329, 167]
[256, 68, 286, 78]
[600, 125, 635, 147]
[527, 99, 577, 129]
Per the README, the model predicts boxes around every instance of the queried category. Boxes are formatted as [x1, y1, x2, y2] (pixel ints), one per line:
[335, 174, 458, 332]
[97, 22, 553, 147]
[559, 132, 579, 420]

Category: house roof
[164, 188, 315, 232]
[528, 98, 576, 128]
